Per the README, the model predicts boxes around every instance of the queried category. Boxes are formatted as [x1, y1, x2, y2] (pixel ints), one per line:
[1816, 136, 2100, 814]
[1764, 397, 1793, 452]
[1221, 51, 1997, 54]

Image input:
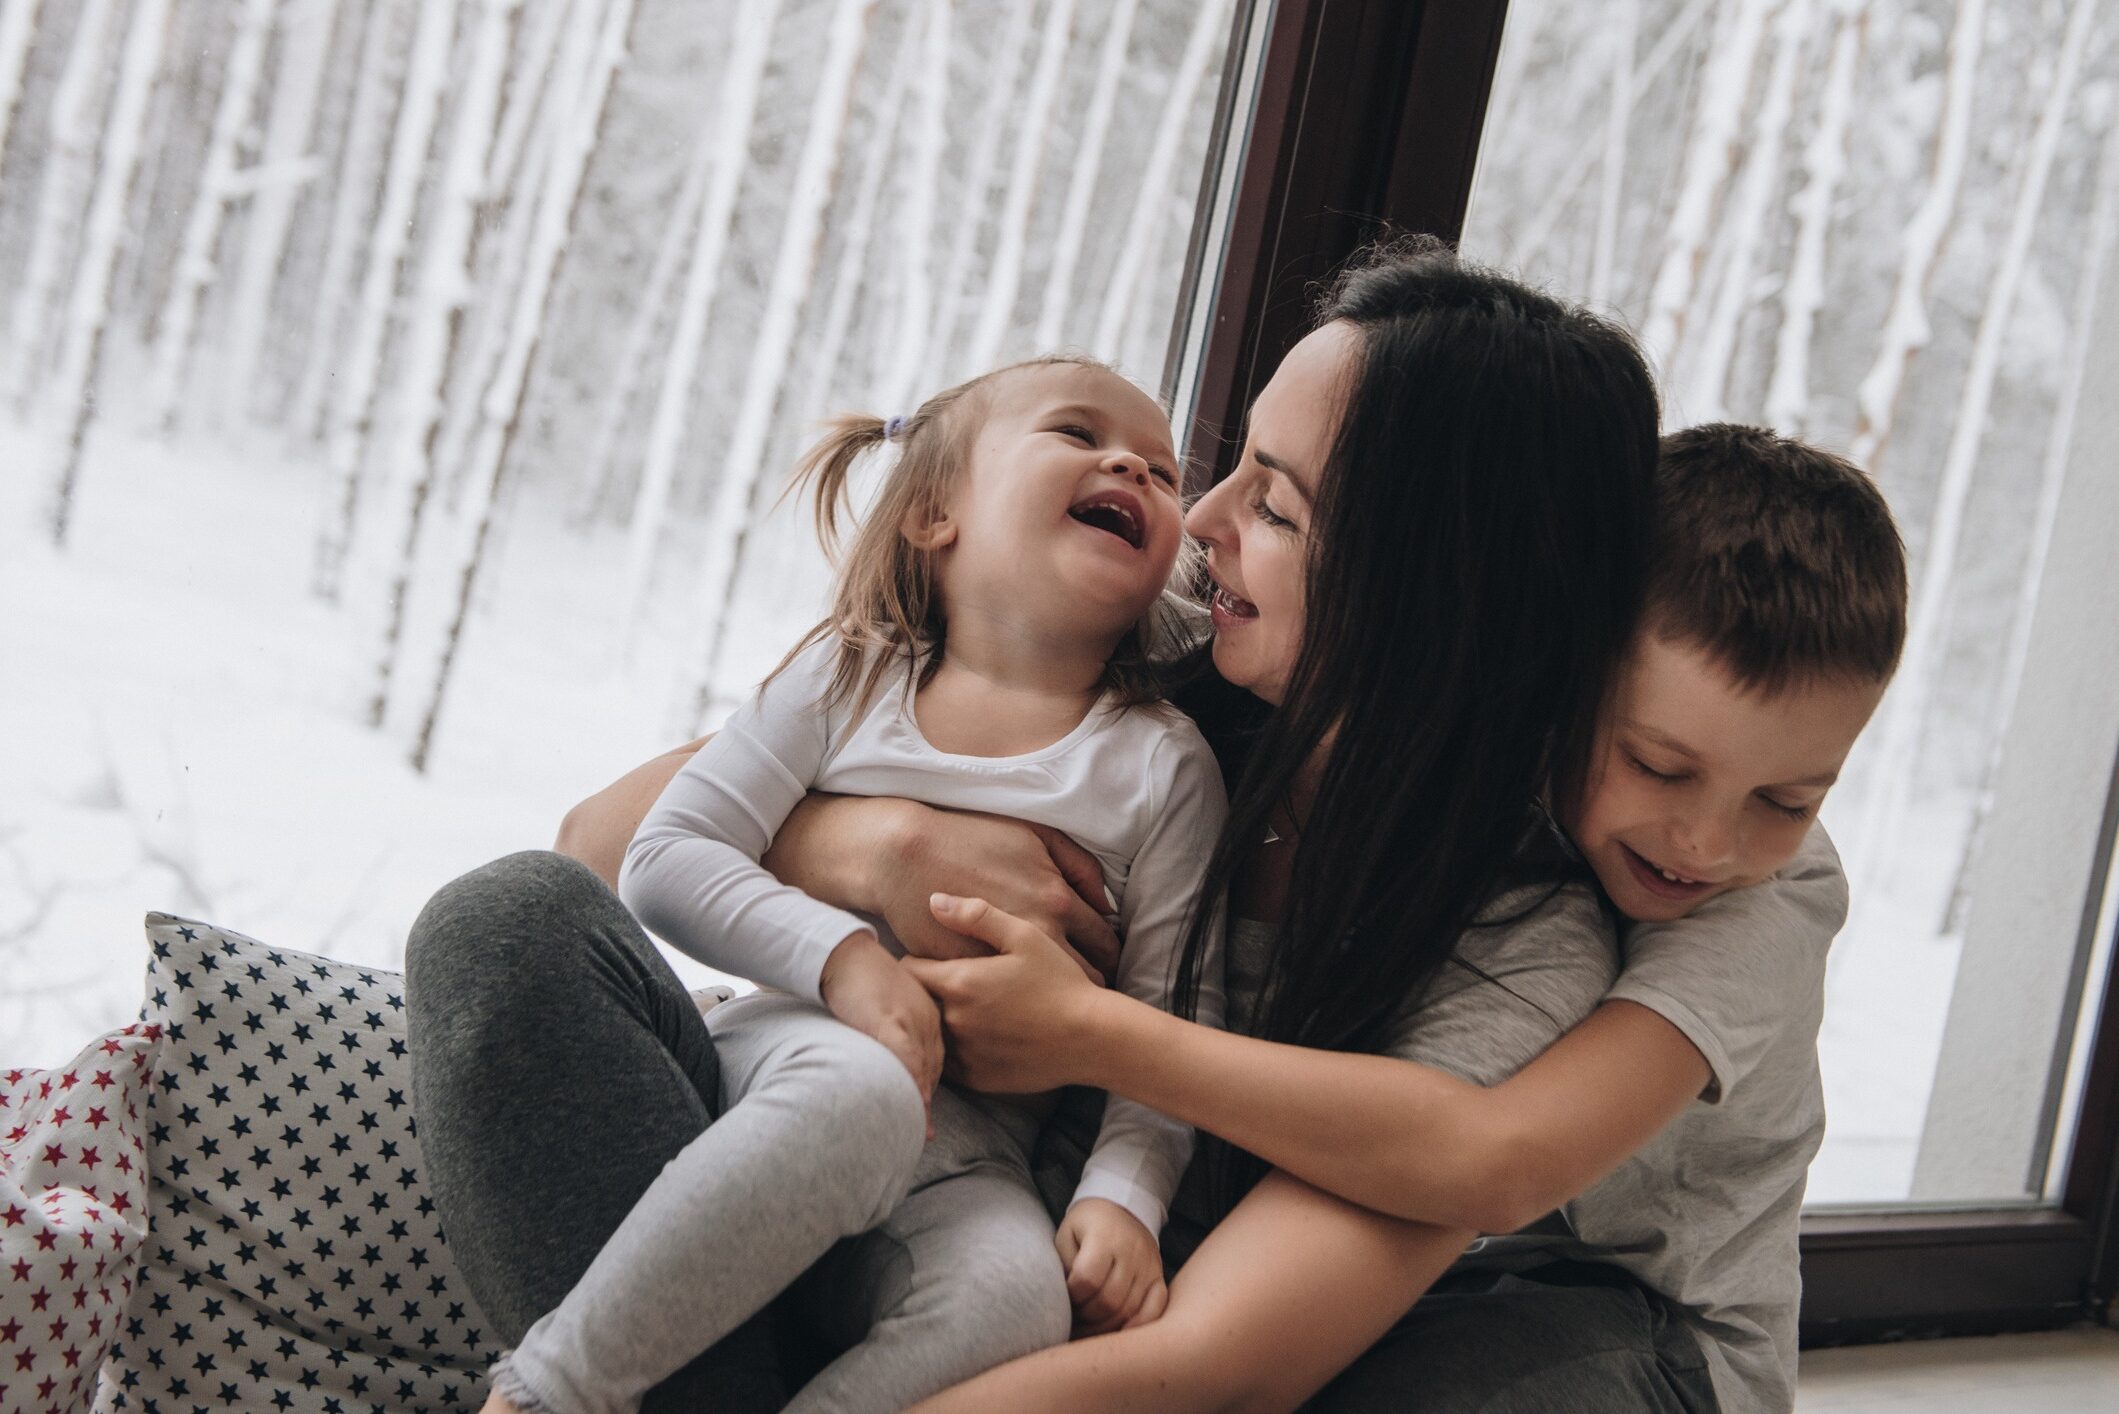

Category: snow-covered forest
[0, 0, 1230, 1057]
[1466, 0, 2119, 1202]
[4, 0, 2115, 1206]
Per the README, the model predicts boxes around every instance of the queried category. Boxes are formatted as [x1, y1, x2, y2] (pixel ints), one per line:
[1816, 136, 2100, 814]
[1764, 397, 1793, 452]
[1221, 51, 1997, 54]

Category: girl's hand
[1055, 1199, 1168, 1335]
[819, 931, 943, 1136]
[771, 796, 1122, 983]
[900, 894, 1105, 1093]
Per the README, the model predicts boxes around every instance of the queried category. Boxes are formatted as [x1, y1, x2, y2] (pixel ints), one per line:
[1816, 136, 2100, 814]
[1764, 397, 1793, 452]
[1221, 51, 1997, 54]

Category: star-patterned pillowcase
[97, 914, 498, 1412]
[1, 1020, 160, 1414]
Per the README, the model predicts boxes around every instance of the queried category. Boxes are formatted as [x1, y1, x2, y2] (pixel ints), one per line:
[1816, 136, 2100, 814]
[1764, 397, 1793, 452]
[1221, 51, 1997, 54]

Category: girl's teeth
[1658, 867, 1695, 885]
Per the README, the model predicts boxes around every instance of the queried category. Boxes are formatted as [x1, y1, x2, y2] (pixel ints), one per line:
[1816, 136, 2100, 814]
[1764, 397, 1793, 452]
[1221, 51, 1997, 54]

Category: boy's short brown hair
[1648, 424, 1907, 692]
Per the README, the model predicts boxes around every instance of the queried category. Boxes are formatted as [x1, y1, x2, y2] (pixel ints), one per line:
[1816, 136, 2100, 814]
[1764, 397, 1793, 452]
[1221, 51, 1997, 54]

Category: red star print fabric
[1, 1021, 159, 1414]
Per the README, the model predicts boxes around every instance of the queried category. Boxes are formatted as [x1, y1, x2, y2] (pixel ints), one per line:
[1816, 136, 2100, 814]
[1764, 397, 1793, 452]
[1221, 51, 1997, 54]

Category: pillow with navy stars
[2, 1019, 159, 1414]
[96, 915, 499, 1412]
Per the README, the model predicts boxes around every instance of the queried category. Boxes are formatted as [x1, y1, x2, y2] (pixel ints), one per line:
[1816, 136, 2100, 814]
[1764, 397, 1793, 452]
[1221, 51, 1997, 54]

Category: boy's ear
[899, 504, 957, 552]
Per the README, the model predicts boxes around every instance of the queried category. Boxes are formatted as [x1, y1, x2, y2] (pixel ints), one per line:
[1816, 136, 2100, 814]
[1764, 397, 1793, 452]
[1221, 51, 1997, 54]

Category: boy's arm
[1068, 732, 1229, 1235]
[917, 836, 1844, 1232]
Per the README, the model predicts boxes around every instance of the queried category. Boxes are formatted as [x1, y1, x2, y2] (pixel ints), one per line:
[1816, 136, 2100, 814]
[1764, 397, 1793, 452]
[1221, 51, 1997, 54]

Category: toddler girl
[487, 355, 1226, 1414]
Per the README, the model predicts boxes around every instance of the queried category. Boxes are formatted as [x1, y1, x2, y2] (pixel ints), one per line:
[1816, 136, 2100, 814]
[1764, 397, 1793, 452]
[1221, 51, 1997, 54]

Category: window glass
[0, 0, 1241, 1063]
[1465, 0, 2119, 1205]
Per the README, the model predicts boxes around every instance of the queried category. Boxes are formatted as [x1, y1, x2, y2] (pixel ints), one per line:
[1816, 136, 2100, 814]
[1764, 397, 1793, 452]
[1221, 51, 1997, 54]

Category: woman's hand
[900, 894, 1110, 1093]
[1056, 1199, 1168, 1336]
[771, 797, 1122, 983]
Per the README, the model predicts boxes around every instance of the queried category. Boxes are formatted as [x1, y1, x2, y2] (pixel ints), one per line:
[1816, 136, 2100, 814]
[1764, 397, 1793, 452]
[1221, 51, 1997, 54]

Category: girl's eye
[1626, 754, 1684, 783]
[1760, 796, 1813, 822]
[1149, 463, 1179, 489]
[1057, 425, 1093, 443]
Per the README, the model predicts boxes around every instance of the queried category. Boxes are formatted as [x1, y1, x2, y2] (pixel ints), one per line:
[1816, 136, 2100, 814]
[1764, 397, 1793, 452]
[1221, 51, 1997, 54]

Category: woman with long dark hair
[411, 239, 1718, 1410]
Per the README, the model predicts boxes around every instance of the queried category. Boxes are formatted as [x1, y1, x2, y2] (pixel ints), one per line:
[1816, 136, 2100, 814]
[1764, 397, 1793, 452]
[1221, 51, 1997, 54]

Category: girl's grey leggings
[405, 850, 1071, 1414]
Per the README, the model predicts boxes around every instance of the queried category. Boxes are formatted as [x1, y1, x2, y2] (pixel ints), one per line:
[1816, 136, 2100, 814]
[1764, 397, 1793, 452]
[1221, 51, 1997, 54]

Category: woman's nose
[1185, 476, 1231, 540]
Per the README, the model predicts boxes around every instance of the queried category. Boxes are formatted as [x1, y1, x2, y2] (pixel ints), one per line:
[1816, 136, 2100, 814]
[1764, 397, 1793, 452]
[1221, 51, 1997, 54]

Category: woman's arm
[906, 896, 1709, 1234]
[552, 746, 1123, 975]
[910, 1169, 1471, 1414]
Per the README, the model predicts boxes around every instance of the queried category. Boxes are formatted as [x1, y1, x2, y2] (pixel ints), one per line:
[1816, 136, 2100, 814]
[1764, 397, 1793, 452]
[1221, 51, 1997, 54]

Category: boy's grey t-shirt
[1505, 825, 1849, 1414]
[1162, 877, 1620, 1238]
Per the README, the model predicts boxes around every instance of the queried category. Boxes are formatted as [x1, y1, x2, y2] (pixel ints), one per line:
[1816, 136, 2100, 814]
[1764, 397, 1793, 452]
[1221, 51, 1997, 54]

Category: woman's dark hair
[1173, 235, 1658, 1094]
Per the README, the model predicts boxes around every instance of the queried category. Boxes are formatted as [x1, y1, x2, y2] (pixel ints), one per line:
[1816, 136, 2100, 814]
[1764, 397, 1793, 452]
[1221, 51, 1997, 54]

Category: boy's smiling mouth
[1067, 490, 1146, 549]
[1618, 843, 1717, 901]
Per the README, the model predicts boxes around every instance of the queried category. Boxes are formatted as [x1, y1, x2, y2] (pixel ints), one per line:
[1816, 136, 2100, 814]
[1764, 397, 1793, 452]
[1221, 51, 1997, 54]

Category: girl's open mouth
[1619, 843, 1714, 901]
[1067, 492, 1145, 549]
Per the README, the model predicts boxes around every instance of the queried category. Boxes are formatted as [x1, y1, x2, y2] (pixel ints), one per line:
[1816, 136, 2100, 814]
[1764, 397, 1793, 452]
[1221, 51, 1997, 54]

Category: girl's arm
[553, 747, 1123, 976]
[905, 896, 1710, 1235]
[911, 1169, 1472, 1414]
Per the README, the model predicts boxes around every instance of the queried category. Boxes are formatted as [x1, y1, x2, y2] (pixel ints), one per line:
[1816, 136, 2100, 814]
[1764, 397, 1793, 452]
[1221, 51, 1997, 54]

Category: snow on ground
[1, 412, 1961, 1203]
[0, 415, 751, 1071]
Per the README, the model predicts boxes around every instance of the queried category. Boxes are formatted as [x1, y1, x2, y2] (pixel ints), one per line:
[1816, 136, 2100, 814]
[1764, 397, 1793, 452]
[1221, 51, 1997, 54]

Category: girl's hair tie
[882, 414, 910, 441]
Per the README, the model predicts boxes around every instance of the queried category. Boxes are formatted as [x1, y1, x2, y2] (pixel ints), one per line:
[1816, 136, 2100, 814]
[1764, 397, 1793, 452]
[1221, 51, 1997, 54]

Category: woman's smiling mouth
[1208, 572, 1259, 625]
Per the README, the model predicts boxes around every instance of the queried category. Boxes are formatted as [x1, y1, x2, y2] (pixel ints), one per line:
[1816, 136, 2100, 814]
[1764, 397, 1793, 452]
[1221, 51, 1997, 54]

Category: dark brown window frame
[1168, 0, 2119, 1345]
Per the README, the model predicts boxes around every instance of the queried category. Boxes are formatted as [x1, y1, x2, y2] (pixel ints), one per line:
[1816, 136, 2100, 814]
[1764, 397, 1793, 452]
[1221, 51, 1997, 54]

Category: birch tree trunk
[1588, 0, 1638, 308]
[216, 0, 340, 429]
[1638, 0, 1774, 388]
[937, 0, 1035, 374]
[364, 0, 519, 729]
[802, 12, 914, 420]
[1847, 0, 2090, 907]
[411, 0, 641, 772]
[1848, 0, 1987, 468]
[1090, 0, 1228, 359]
[7, 0, 115, 411]
[288, 0, 406, 450]
[44, 0, 173, 547]
[146, 0, 276, 434]
[1681, 0, 1810, 423]
[1765, 1, 1863, 434]
[965, 0, 1076, 372]
[1033, 0, 1136, 351]
[435, 0, 578, 503]
[312, 0, 456, 601]
[614, 0, 785, 641]
[882, 0, 947, 407]
[1943, 99, 2119, 931]
[0, 0, 45, 177]
[690, 0, 878, 720]
[1514, 0, 1715, 270]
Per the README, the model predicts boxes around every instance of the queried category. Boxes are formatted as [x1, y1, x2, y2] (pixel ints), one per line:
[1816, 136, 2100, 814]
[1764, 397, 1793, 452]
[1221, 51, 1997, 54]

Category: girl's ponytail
[786, 413, 893, 561]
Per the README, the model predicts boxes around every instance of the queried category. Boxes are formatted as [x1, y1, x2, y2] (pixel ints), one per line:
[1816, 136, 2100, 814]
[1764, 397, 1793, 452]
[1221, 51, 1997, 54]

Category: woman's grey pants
[406, 851, 1071, 1414]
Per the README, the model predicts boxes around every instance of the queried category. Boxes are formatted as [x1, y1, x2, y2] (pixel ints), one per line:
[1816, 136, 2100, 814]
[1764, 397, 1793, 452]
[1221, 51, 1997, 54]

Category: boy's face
[1567, 631, 1887, 922]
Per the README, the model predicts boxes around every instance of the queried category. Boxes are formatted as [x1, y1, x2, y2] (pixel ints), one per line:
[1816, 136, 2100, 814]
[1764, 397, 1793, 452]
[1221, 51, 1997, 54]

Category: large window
[0, 0, 1247, 1064]
[1463, 0, 2119, 1214]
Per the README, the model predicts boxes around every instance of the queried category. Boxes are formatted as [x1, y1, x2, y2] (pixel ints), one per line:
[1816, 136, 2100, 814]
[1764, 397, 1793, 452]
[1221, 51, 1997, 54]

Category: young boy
[1524, 422, 1908, 1414]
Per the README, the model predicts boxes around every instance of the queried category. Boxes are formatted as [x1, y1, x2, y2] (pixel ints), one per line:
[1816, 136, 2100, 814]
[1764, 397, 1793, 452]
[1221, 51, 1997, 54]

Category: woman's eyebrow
[1254, 448, 1313, 503]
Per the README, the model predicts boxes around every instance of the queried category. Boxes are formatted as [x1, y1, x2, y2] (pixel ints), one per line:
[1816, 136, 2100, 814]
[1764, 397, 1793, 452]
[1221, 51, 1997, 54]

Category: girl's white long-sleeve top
[620, 640, 1228, 1235]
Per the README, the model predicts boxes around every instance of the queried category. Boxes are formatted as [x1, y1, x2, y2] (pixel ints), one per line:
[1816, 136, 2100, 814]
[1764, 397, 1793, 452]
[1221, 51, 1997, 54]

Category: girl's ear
[899, 504, 957, 552]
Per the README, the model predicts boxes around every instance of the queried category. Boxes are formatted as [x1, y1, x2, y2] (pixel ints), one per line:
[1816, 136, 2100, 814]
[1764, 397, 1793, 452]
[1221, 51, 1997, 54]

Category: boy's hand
[819, 931, 942, 1136]
[1056, 1198, 1167, 1335]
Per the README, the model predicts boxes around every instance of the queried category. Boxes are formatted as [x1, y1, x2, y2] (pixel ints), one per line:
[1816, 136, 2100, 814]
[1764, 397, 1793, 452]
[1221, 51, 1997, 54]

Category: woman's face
[1184, 322, 1353, 705]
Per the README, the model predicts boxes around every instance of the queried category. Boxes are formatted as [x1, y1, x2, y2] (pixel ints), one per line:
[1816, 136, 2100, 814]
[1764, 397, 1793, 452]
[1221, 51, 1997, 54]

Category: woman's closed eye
[1249, 486, 1296, 530]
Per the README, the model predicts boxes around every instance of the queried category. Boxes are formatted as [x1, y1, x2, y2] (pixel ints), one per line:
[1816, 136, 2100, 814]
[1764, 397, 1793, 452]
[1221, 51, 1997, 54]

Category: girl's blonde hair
[772, 354, 1195, 712]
